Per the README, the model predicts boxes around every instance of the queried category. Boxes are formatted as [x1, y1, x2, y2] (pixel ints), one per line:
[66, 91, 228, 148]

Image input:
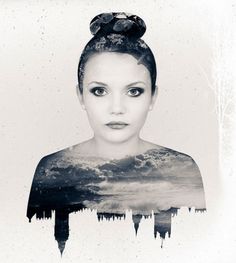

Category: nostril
[111, 104, 125, 114]
[111, 108, 124, 114]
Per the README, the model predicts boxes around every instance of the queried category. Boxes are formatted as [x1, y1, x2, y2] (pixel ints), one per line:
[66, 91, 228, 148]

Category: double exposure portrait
[27, 12, 206, 255]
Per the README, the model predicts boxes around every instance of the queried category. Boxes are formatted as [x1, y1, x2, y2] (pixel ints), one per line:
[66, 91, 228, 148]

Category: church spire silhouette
[54, 210, 69, 256]
[132, 214, 142, 235]
[58, 240, 66, 256]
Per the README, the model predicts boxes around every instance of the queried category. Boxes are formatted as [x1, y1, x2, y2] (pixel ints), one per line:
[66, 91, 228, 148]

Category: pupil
[97, 89, 103, 94]
[131, 89, 138, 95]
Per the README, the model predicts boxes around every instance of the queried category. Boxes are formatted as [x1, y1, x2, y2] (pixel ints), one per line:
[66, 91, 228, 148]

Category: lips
[105, 121, 129, 129]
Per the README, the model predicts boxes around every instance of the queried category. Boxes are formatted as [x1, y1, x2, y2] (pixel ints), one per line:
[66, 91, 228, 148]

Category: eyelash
[89, 87, 107, 97]
[127, 88, 144, 97]
[89, 87, 145, 97]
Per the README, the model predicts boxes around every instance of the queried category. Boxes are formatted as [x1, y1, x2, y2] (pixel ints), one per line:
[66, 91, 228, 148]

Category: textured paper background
[0, 0, 235, 262]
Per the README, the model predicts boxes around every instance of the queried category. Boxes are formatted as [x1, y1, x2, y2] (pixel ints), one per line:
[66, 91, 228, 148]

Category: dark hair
[77, 12, 157, 95]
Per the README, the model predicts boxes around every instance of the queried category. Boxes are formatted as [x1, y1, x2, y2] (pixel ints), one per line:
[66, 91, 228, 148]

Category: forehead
[83, 52, 151, 85]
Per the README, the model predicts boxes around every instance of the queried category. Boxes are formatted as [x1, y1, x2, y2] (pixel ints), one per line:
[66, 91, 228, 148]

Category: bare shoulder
[144, 142, 201, 172]
[34, 145, 82, 175]
[34, 141, 99, 176]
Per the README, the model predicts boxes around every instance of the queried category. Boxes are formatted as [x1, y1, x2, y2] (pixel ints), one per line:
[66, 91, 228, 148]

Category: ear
[149, 85, 158, 111]
[76, 84, 86, 110]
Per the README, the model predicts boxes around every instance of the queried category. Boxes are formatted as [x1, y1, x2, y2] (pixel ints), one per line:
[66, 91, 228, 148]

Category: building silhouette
[97, 212, 125, 221]
[132, 214, 143, 235]
[54, 210, 69, 256]
[154, 208, 179, 242]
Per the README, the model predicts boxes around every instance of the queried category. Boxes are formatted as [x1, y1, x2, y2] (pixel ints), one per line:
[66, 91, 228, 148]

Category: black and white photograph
[1, 1, 235, 262]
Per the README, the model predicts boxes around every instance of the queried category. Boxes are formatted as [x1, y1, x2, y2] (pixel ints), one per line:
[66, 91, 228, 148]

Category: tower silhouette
[154, 208, 179, 245]
[132, 214, 142, 235]
[154, 211, 171, 240]
[54, 210, 69, 255]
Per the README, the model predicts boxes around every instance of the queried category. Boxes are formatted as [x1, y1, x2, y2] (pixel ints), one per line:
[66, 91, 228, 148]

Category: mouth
[105, 121, 129, 130]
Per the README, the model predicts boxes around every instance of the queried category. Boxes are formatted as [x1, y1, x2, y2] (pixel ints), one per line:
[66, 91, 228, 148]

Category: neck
[90, 136, 147, 159]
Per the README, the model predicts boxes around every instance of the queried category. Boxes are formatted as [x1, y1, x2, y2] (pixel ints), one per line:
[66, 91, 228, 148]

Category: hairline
[78, 50, 155, 96]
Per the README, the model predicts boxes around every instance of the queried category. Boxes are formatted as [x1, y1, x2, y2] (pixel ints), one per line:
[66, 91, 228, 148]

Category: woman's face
[78, 52, 157, 144]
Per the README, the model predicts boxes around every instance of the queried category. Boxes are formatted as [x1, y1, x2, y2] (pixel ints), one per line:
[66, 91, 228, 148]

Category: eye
[90, 87, 107, 97]
[127, 88, 144, 97]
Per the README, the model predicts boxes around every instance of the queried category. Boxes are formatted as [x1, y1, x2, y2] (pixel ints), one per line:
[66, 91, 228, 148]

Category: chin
[100, 131, 136, 144]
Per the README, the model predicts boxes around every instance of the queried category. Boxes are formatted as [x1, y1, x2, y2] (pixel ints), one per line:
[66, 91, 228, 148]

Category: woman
[27, 12, 205, 253]
[76, 12, 158, 159]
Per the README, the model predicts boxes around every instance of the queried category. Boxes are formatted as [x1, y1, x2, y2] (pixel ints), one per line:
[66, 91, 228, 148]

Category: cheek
[84, 100, 106, 123]
[126, 105, 150, 129]
[133, 107, 150, 123]
[128, 97, 152, 116]
[86, 107, 101, 121]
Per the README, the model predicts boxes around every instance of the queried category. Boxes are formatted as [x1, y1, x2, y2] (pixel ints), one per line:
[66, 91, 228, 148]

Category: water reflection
[27, 148, 206, 254]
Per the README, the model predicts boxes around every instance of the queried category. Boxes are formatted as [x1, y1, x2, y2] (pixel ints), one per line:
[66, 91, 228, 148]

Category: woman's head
[78, 51, 155, 144]
[77, 12, 158, 145]
[77, 12, 157, 95]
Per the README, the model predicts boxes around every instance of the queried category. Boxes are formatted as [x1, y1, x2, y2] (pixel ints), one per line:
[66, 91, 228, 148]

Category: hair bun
[90, 12, 146, 39]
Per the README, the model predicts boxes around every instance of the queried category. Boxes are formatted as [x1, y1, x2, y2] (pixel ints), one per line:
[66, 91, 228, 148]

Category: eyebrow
[88, 81, 108, 86]
[87, 81, 146, 87]
[126, 81, 146, 87]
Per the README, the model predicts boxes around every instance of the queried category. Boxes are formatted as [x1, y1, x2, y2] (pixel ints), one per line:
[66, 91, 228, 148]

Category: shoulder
[34, 145, 81, 176]
[141, 141, 197, 163]
[146, 144, 195, 160]
[143, 144, 201, 174]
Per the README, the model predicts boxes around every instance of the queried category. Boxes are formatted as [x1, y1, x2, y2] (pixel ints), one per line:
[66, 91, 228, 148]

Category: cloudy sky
[28, 147, 206, 216]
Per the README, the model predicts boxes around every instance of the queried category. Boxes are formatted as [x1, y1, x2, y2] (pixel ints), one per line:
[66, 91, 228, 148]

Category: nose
[110, 93, 126, 115]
